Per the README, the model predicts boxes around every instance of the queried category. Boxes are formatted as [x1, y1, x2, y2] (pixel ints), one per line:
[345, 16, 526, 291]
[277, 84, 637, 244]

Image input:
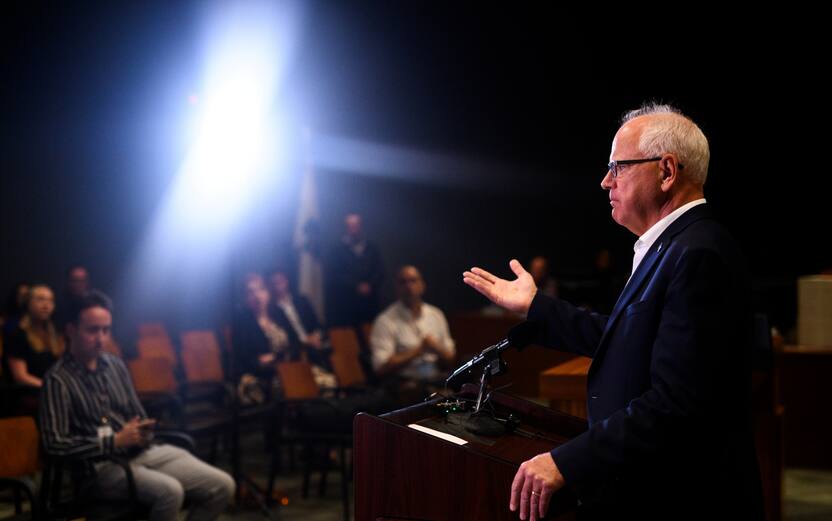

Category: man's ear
[65, 322, 76, 339]
[659, 155, 680, 192]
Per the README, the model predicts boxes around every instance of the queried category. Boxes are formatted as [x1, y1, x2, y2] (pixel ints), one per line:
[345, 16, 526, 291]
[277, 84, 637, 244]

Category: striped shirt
[39, 352, 147, 462]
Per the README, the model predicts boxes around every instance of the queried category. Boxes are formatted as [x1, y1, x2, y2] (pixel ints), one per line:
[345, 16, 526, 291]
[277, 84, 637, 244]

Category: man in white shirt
[370, 265, 455, 389]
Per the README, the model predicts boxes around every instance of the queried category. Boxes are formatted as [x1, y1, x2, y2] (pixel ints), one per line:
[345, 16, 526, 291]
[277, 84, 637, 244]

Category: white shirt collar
[631, 198, 707, 275]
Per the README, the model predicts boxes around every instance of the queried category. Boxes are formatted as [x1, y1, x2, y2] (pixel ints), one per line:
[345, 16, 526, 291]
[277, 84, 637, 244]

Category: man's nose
[601, 170, 614, 189]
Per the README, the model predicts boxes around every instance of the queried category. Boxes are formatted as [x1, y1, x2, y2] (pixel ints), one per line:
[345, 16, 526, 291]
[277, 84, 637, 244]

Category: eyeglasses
[606, 157, 661, 179]
[606, 156, 684, 179]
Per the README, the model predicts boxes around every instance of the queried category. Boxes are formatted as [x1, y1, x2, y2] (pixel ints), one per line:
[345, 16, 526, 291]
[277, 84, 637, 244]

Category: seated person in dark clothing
[232, 273, 291, 403]
[2, 282, 30, 337]
[268, 270, 324, 349]
[40, 290, 234, 521]
[269, 269, 337, 388]
[4, 283, 64, 387]
[267, 269, 334, 381]
[55, 264, 91, 330]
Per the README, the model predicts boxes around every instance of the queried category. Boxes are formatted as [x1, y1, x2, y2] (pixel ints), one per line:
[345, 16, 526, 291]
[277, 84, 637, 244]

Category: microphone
[445, 321, 538, 385]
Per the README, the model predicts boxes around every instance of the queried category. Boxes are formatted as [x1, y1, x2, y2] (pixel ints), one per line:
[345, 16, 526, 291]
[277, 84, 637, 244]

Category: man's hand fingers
[529, 492, 539, 521]
[538, 486, 553, 519]
[463, 275, 494, 299]
[470, 267, 497, 284]
[509, 259, 528, 278]
[519, 475, 533, 520]
[510, 467, 525, 512]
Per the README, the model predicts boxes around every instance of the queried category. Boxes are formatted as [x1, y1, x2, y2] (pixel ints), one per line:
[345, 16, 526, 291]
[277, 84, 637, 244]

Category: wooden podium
[354, 385, 586, 520]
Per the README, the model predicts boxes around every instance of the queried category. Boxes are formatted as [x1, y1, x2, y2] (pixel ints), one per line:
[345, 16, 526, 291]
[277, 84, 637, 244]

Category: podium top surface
[376, 386, 587, 466]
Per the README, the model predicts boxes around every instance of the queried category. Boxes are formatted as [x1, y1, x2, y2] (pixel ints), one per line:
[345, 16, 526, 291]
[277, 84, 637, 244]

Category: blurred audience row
[0, 212, 623, 409]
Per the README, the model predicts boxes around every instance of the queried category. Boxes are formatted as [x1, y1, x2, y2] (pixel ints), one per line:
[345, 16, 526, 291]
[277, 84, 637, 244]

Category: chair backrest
[137, 321, 171, 340]
[360, 322, 373, 345]
[277, 361, 320, 399]
[0, 416, 40, 477]
[180, 330, 224, 383]
[328, 327, 362, 358]
[128, 357, 178, 393]
[330, 352, 366, 388]
[136, 336, 177, 367]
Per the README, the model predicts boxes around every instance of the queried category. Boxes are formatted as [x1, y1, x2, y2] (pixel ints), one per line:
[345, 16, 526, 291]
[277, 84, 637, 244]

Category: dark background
[1, 2, 827, 340]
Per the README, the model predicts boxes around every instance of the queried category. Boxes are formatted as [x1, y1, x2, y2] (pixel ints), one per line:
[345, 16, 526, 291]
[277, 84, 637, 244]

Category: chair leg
[301, 443, 311, 499]
[13, 488, 22, 515]
[340, 441, 349, 521]
[267, 446, 279, 506]
[272, 436, 283, 475]
[319, 444, 331, 497]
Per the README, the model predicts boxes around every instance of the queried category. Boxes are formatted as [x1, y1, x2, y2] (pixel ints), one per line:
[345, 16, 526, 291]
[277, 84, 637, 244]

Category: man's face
[67, 267, 90, 297]
[270, 273, 290, 298]
[28, 286, 55, 322]
[16, 284, 30, 308]
[529, 257, 548, 284]
[68, 306, 112, 362]
[601, 118, 664, 235]
[396, 267, 425, 304]
[245, 279, 269, 312]
[344, 214, 362, 239]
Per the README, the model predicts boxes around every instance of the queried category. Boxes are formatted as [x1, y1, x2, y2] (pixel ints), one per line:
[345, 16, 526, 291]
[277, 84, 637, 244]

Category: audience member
[232, 273, 290, 404]
[4, 283, 64, 387]
[40, 290, 235, 521]
[528, 256, 558, 298]
[370, 265, 455, 400]
[268, 269, 336, 388]
[327, 213, 385, 327]
[56, 265, 92, 330]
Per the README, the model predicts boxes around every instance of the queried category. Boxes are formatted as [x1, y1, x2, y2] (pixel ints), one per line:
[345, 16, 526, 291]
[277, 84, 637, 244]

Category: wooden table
[539, 356, 591, 419]
[778, 344, 832, 468]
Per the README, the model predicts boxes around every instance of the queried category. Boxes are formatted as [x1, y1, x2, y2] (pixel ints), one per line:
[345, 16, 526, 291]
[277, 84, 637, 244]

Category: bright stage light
[172, 1, 293, 232]
[119, 1, 304, 323]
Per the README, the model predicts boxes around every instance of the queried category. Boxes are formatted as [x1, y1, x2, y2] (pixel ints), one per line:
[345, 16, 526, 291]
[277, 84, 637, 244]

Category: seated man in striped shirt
[39, 290, 235, 521]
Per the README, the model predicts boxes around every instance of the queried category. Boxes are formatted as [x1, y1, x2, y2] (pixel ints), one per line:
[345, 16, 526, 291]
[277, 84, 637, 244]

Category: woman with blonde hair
[4, 283, 64, 387]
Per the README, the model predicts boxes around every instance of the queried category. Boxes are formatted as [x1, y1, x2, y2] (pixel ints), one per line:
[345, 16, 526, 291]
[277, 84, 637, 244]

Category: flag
[293, 131, 325, 321]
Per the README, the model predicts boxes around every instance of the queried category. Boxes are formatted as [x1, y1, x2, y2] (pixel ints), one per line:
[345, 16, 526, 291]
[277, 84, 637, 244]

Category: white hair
[622, 103, 710, 185]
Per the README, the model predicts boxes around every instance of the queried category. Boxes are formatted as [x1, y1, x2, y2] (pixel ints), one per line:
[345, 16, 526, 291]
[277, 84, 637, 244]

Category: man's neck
[71, 350, 98, 371]
[402, 299, 423, 317]
[638, 189, 705, 236]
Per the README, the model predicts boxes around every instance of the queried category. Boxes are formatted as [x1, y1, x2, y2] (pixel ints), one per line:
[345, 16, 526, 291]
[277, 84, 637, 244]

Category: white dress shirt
[370, 301, 455, 381]
[631, 199, 707, 277]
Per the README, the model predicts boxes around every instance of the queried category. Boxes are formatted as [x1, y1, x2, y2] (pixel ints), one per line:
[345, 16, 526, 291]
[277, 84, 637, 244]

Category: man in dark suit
[326, 213, 385, 327]
[268, 270, 324, 347]
[464, 103, 763, 520]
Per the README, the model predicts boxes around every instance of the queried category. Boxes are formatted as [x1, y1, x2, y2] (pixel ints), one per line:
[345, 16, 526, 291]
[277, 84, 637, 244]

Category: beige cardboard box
[798, 275, 832, 348]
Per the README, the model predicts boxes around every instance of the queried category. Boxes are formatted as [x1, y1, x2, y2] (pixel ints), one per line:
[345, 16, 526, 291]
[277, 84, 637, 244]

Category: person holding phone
[40, 291, 235, 521]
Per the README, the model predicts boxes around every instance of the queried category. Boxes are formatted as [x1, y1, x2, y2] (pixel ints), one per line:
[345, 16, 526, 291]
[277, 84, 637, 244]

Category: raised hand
[463, 259, 537, 316]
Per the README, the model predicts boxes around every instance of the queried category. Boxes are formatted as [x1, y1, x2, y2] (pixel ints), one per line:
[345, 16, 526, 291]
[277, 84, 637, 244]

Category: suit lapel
[595, 240, 667, 350]
[591, 204, 714, 367]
